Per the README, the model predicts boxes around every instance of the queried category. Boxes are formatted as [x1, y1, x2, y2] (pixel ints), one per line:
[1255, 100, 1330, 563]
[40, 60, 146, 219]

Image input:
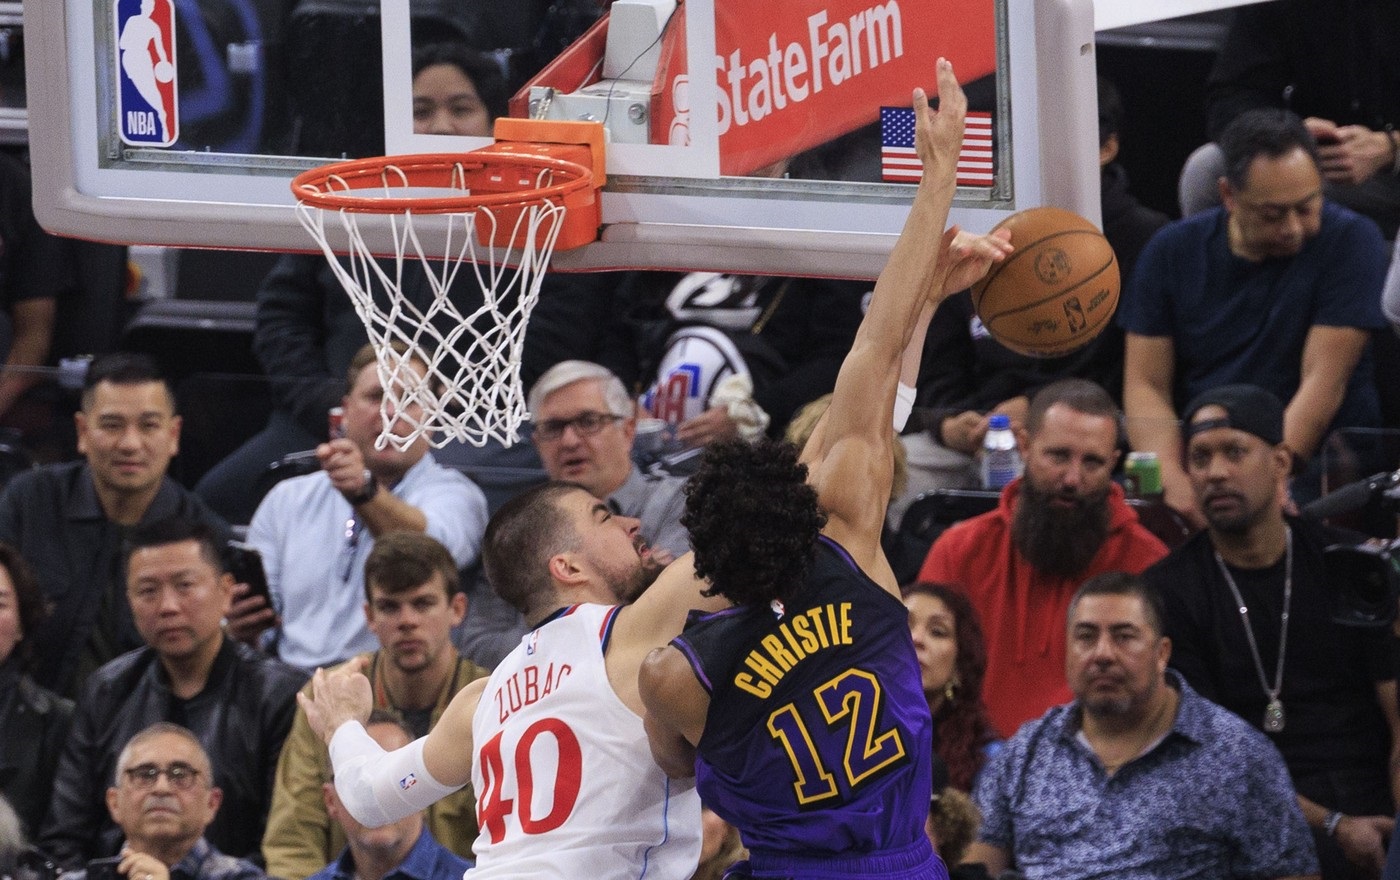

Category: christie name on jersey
[734, 602, 854, 698]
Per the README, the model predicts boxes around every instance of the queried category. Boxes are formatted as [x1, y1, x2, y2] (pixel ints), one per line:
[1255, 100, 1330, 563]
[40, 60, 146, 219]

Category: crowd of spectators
[1, 2, 1399, 879]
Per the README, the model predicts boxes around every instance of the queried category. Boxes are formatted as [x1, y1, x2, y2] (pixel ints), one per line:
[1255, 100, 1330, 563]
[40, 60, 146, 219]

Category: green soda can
[1125, 451, 1162, 496]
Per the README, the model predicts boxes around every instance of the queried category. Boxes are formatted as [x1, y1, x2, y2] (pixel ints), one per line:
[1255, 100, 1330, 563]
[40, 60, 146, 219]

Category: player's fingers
[911, 86, 929, 115]
[970, 234, 1015, 258]
[934, 58, 966, 118]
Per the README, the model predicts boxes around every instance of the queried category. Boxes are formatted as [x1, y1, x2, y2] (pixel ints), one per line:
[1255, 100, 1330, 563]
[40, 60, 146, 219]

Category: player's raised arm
[801, 59, 966, 573]
[299, 660, 483, 827]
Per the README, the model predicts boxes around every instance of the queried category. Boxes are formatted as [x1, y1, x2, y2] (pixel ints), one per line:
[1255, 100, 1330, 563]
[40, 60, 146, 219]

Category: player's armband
[894, 382, 917, 432]
[329, 721, 463, 826]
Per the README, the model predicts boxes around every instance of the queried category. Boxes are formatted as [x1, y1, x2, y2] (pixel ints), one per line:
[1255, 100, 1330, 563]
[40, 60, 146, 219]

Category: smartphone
[225, 541, 271, 606]
[85, 857, 123, 880]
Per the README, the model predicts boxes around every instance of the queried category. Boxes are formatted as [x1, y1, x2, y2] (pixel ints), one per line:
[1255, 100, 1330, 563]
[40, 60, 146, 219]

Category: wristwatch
[345, 469, 379, 505]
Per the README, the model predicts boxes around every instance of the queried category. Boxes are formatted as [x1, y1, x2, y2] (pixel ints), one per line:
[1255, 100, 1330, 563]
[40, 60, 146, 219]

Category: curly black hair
[682, 438, 827, 607]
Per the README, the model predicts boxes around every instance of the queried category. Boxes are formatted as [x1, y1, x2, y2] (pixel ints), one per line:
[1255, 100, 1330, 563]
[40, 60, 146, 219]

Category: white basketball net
[293, 173, 568, 450]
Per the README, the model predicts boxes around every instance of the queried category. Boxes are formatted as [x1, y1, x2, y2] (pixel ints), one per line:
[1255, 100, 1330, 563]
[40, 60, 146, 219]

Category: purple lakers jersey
[673, 536, 935, 862]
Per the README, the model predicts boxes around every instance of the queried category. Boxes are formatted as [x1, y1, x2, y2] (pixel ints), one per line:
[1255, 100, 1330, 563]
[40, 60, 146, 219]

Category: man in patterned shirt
[967, 572, 1317, 880]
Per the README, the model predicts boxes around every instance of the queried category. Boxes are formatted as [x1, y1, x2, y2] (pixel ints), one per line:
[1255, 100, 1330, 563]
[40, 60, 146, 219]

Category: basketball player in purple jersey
[640, 59, 1006, 879]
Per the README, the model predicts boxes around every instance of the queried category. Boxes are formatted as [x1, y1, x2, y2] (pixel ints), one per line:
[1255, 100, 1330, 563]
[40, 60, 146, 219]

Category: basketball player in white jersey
[299, 59, 1007, 878]
[300, 494, 721, 878]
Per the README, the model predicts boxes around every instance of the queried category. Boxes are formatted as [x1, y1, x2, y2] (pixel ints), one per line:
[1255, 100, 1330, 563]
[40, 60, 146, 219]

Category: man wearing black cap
[1142, 383, 1399, 879]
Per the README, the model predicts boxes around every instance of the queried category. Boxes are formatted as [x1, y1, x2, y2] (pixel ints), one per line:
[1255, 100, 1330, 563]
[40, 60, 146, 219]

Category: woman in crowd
[903, 581, 999, 792]
[410, 42, 509, 137]
[0, 543, 73, 836]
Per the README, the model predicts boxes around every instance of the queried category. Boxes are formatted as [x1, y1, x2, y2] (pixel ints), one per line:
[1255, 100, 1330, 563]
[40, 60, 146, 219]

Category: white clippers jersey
[467, 604, 701, 879]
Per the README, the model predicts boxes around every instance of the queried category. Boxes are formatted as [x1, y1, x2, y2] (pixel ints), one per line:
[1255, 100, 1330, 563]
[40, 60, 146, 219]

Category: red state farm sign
[514, 0, 997, 177]
[709, 0, 996, 174]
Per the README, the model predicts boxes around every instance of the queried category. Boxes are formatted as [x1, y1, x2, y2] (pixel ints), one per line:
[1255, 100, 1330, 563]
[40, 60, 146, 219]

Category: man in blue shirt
[308, 711, 470, 880]
[1119, 108, 1388, 527]
[968, 571, 1317, 880]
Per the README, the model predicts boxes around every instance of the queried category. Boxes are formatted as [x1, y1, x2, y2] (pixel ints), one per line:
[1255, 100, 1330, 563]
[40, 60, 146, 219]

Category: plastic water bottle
[980, 414, 1023, 490]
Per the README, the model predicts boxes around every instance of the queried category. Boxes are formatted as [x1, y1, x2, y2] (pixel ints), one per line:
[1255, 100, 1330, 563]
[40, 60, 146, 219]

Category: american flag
[881, 108, 994, 186]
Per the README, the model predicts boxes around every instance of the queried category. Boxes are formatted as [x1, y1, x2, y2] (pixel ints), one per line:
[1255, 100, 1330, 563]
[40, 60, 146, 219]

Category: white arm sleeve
[328, 721, 464, 827]
[893, 382, 917, 432]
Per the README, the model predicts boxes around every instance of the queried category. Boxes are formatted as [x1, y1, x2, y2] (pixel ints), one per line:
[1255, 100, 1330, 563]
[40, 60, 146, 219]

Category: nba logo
[115, 0, 178, 147]
[1063, 296, 1087, 332]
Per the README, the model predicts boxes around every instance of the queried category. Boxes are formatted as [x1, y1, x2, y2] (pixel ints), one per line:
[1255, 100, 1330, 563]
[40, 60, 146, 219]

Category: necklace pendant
[1263, 699, 1285, 733]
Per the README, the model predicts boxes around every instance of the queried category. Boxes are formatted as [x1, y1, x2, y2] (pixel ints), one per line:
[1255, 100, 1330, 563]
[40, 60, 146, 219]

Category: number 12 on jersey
[767, 669, 907, 806]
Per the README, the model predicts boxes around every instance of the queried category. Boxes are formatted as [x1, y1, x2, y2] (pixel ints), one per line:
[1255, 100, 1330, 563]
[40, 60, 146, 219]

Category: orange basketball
[970, 207, 1120, 358]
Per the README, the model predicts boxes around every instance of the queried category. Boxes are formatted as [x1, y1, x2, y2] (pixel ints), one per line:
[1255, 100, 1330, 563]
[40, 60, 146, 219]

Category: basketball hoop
[290, 120, 605, 450]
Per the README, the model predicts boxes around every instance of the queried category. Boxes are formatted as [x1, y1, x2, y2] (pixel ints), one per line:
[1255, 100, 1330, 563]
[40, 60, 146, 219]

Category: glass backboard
[26, 0, 1101, 278]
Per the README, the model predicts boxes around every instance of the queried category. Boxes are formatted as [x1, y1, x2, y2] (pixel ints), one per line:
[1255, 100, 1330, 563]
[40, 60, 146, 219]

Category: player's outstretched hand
[939, 226, 1014, 296]
[298, 656, 372, 745]
[913, 58, 967, 179]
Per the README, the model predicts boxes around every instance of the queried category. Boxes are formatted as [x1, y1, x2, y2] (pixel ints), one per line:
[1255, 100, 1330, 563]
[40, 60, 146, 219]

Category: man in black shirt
[1142, 384, 1397, 879]
[0, 353, 230, 698]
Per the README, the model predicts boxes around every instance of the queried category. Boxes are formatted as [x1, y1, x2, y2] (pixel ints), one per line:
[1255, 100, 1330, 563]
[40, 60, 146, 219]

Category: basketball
[970, 207, 1120, 358]
[154, 61, 174, 83]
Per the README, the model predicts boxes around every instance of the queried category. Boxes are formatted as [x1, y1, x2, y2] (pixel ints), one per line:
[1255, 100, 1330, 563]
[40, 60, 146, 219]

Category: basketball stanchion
[290, 119, 606, 450]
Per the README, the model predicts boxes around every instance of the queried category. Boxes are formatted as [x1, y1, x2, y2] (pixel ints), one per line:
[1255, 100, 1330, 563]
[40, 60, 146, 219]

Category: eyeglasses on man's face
[122, 762, 203, 791]
[534, 411, 625, 442]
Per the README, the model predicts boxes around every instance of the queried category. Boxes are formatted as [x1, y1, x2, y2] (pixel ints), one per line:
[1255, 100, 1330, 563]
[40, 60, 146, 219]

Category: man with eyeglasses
[66, 723, 265, 880]
[40, 519, 306, 870]
[233, 343, 489, 671]
[1119, 107, 1388, 528]
[456, 360, 690, 668]
[529, 360, 690, 562]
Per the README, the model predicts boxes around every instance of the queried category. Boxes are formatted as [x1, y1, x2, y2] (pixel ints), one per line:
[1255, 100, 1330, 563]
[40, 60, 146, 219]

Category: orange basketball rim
[290, 118, 607, 251]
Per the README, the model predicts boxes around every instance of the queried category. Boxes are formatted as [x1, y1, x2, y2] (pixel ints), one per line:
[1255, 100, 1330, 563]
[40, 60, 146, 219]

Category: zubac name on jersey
[734, 601, 854, 699]
[492, 662, 573, 724]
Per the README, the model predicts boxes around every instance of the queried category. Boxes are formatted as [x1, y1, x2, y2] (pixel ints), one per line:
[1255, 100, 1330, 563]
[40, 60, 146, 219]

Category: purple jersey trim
[818, 534, 860, 572]
[672, 637, 715, 694]
[748, 836, 942, 877]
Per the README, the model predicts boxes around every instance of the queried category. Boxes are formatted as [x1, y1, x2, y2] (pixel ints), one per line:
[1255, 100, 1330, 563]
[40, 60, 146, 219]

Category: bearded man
[918, 379, 1168, 736]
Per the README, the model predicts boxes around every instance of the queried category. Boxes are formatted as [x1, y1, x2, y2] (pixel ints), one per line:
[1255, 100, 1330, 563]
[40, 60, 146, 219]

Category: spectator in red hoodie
[917, 379, 1167, 737]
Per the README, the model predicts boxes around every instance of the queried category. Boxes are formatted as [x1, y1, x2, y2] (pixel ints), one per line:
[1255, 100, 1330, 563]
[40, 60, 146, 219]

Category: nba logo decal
[399, 773, 418, 791]
[1063, 296, 1087, 332]
[115, 0, 178, 147]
